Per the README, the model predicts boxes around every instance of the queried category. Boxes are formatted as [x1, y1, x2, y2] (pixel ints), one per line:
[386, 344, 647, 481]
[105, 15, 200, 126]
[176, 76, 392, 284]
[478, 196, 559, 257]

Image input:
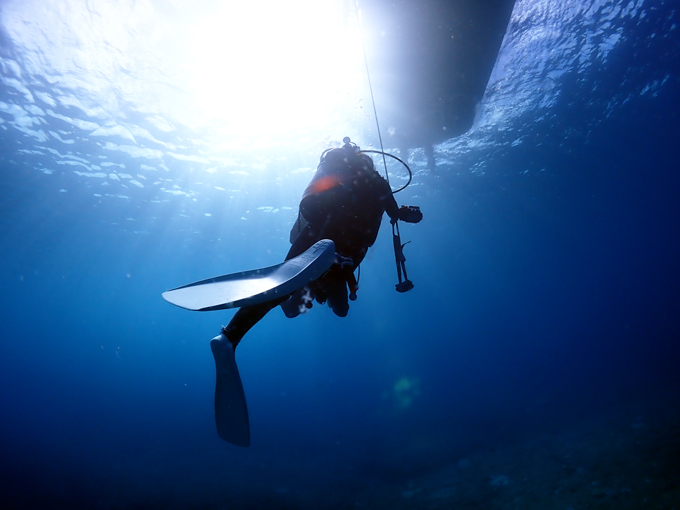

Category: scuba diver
[214, 138, 422, 349]
[209, 137, 422, 445]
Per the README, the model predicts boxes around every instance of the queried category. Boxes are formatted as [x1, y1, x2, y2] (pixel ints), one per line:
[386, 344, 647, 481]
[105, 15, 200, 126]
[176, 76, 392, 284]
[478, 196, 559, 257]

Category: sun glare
[3, 0, 371, 155]
[185, 0, 365, 139]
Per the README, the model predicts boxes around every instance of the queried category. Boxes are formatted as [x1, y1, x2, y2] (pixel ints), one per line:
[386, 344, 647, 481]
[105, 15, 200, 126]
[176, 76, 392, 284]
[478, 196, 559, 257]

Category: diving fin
[162, 239, 335, 312]
[210, 333, 250, 447]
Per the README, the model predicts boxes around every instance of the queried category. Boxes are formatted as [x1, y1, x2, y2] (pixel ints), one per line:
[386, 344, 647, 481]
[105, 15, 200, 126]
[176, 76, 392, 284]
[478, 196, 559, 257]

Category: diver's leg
[210, 297, 287, 446]
[211, 297, 289, 378]
[220, 298, 288, 349]
[211, 296, 289, 380]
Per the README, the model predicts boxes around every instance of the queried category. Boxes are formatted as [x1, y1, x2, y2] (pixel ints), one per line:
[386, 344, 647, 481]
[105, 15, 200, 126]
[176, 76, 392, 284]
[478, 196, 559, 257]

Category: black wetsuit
[222, 146, 401, 348]
[288, 147, 400, 262]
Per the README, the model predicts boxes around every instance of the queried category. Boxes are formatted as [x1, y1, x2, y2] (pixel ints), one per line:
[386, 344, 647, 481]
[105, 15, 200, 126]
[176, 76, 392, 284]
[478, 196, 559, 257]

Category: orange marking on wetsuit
[310, 175, 341, 193]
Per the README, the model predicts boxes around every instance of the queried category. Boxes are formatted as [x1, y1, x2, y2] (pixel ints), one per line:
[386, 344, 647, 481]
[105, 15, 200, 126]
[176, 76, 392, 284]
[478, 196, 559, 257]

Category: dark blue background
[1, 1, 679, 508]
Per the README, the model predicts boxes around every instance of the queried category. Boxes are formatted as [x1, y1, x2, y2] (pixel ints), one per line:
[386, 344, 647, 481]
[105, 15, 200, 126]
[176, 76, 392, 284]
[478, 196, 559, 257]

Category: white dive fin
[162, 239, 335, 311]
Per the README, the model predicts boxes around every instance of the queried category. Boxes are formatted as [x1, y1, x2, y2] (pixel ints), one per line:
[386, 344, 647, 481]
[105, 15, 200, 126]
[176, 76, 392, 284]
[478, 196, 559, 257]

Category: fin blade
[162, 239, 335, 311]
[211, 334, 250, 447]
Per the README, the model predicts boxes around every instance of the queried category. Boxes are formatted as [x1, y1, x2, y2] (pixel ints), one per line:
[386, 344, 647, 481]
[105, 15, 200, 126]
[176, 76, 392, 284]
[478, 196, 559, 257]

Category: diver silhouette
[210, 138, 422, 445]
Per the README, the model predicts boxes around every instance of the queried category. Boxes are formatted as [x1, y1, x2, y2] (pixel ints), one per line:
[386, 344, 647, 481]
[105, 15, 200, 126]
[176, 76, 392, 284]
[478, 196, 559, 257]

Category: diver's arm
[375, 172, 422, 224]
[383, 186, 423, 225]
[384, 192, 401, 224]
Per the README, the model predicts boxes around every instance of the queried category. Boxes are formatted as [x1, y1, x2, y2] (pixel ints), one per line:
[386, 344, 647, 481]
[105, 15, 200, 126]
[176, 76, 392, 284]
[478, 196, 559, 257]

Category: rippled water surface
[1, 1, 678, 509]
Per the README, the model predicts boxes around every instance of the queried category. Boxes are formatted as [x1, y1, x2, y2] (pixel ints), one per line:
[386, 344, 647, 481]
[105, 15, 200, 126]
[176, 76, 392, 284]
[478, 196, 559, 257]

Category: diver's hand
[398, 205, 423, 223]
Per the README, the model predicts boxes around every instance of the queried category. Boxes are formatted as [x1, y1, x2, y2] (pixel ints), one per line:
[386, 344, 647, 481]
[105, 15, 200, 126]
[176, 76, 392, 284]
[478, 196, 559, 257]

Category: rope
[354, 1, 414, 294]
[354, 0, 390, 185]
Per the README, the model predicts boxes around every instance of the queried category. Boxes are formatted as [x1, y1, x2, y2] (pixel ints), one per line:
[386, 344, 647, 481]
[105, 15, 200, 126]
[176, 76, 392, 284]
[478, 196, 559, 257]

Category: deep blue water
[1, 0, 679, 508]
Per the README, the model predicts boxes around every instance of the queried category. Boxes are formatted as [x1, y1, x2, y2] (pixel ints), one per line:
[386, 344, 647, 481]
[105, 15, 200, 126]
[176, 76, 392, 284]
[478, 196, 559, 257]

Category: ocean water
[1, 0, 679, 509]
